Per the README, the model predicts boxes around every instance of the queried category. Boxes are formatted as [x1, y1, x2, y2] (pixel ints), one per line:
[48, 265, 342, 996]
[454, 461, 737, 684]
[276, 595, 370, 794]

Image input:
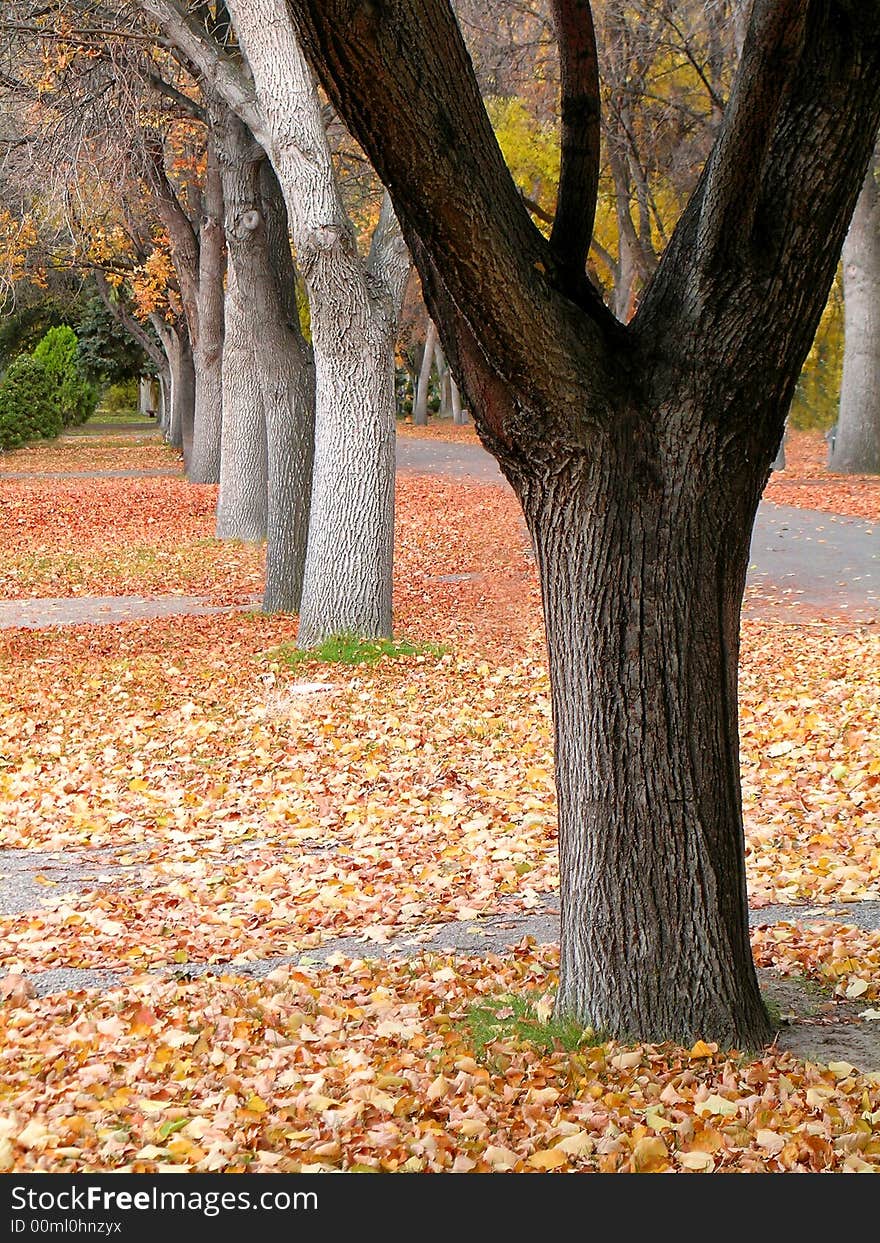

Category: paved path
[0, 468, 178, 480]
[0, 595, 240, 630]
[396, 437, 879, 617]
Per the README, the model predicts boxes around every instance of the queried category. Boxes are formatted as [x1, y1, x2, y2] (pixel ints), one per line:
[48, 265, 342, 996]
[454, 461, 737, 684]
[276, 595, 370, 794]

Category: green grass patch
[271, 633, 448, 669]
[88, 408, 154, 425]
[462, 993, 598, 1058]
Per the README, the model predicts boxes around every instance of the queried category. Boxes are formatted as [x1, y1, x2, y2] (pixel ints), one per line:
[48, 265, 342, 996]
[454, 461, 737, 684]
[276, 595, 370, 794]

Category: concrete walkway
[0, 468, 179, 480]
[0, 595, 241, 630]
[0, 433, 875, 623]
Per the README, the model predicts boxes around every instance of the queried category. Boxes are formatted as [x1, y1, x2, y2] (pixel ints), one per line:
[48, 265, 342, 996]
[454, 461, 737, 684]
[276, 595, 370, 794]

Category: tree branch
[133, 0, 266, 143]
[696, 0, 809, 267]
[549, 1, 601, 284]
[145, 71, 207, 123]
[93, 271, 166, 372]
[285, 0, 617, 420]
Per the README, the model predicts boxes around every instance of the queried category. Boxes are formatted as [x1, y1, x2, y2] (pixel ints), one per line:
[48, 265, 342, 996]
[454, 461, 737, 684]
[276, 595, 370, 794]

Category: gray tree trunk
[451, 375, 464, 424]
[188, 138, 227, 484]
[260, 157, 315, 613]
[217, 113, 270, 543]
[225, 0, 409, 646]
[215, 108, 315, 609]
[830, 160, 880, 474]
[414, 320, 437, 425]
[165, 327, 195, 457]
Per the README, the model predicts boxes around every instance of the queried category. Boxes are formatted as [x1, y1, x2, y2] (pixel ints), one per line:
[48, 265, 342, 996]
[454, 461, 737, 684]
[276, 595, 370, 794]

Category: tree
[830, 152, 880, 474]
[136, 0, 411, 643]
[285, 0, 880, 1046]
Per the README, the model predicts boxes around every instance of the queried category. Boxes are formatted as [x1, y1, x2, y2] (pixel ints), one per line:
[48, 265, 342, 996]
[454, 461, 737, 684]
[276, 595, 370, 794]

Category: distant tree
[32, 325, 97, 426]
[74, 291, 149, 386]
[0, 354, 61, 447]
[830, 152, 880, 474]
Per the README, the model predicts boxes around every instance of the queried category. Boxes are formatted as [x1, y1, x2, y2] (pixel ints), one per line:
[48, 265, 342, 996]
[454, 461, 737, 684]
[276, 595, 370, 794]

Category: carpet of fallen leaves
[765, 430, 880, 522]
[0, 433, 878, 1172]
[397, 420, 479, 444]
[0, 434, 181, 475]
[2, 947, 880, 1174]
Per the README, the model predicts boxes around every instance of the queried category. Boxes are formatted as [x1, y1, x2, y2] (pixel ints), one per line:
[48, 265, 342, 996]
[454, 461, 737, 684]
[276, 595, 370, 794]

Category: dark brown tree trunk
[514, 432, 771, 1045]
[285, 0, 880, 1048]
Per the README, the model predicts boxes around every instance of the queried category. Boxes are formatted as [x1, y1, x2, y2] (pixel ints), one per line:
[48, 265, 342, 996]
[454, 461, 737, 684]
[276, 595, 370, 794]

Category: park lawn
[0, 435, 180, 475]
[0, 436, 878, 1172]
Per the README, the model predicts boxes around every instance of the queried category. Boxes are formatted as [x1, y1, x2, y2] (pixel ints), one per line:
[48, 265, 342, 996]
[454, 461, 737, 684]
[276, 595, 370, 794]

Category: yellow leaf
[695, 1094, 738, 1118]
[756, 1129, 785, 1154]
[677, 1150, 715, 1172]
[528, 1148, 568, 1170]
[554, 1131, 594, 1157]
[689, 1040, 717, 1059]
[484, 1145, 519, 1170]
[631, 1135, 669, 1172]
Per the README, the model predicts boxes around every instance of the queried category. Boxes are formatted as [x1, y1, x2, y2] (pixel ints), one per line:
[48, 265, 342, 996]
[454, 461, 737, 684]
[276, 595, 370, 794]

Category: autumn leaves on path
[0, 428, 879, 1172]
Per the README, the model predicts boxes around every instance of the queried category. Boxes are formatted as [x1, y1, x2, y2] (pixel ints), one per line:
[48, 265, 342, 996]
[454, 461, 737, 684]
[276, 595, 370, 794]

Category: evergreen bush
[32, 325, 98, 426]
[0, 355, 61, 449]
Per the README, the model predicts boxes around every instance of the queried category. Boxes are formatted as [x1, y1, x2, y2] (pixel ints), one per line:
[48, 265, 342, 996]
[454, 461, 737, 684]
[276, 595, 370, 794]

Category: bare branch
[550, 1, 601, 283]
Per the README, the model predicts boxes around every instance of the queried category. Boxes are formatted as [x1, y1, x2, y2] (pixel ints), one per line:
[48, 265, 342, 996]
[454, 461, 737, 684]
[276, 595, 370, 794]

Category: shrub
[102, 378, 139, 413]
[32, 325, 98, 427]
[0, 355, 62, 449]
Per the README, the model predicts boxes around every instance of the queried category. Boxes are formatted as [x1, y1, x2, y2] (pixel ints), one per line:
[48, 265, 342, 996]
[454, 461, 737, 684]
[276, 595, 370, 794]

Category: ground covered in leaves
[0, 430, 878, 1172]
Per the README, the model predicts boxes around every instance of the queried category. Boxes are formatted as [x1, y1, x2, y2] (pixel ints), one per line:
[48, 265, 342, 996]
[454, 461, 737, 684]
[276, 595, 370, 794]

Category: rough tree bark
[223, 0, 410, 646]
[258, 154, 316, 612]
[216, 107, 270, 543]
[830, 156, 880, 474]
[187, 136, 226, 484]
[214, 106, 315, 609]
[136, 0, 409, 639]
[286, 0, 880, 1046]
[147, 131, 224, 480]
[158, 319, 195, 454]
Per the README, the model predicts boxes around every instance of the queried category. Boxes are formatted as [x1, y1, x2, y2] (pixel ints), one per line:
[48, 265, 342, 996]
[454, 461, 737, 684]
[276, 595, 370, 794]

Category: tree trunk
[830, 161, 880, 474]
[216, 338, 269, 540]
[188, 138, 226, 484]
[414, 320, 437, 424]
[225, 0, 409, 645]
[165, 327, 195, 457]
[260, 158, 316, 614]
[284, 0, 880, 1052]
[214, 106, 315, 608]
[451, 374, 464, 424]
[516, 433, 773, 1047]
[216, 112, 269, 543]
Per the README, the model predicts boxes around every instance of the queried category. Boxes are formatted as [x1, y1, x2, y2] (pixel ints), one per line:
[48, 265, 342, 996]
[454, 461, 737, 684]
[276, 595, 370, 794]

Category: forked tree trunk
[830, 161, 880, 475]
[515, 431, 772, 1046]
[188, 140, 226, 484]
[282, 0, 880, 1049]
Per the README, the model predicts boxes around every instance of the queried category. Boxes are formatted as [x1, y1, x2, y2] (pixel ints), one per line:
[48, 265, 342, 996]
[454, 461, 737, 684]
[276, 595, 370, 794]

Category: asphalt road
[396, 437, 879, 618]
